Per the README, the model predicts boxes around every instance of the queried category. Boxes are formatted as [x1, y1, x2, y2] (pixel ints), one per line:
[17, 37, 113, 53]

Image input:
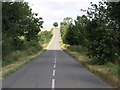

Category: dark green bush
[38, 31, 53, 44]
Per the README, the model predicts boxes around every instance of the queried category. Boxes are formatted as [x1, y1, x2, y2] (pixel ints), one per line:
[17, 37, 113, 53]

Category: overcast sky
[24, 0, 101, 28]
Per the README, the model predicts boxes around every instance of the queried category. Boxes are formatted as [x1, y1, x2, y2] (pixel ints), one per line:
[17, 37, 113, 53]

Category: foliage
[2, 2, 43, 60]
[53, 22, 58, 27]
[63, 17, 73, 24]
[60, 17, 73, 43]
[38, 30, 53, 44]
[60, 1, 120, 64]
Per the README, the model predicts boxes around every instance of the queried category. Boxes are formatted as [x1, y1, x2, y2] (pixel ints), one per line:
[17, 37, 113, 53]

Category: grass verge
[2, 48, 44, 80]
[60, 36, 119, 88]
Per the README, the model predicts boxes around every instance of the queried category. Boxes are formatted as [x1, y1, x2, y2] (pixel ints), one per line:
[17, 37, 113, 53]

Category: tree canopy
[60, 1, 120, 64]
[53, 22, 58, 27]
[2, 2, 44, 58]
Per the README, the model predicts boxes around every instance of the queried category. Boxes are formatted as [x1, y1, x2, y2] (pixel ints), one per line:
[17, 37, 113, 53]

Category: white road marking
[54, 64, 56, 69]
[52, 79, 55, 89]
[51, 49, 57, 89]
[54, 60, 56, 64]
[52, 69, 56, 76]
[54, 51, 56, 61]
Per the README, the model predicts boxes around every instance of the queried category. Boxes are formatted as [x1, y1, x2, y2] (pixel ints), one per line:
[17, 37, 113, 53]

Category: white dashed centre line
[54, 64, 56, 69]
[52, 69, 56, 76]
[52, 79, 55, 89]
[52, 51, 57, 89]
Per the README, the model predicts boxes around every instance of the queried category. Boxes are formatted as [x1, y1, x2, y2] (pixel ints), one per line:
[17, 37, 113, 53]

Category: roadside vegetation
[60, 1, 120, 88]
[60, 41, 119, 88]
[2, 29, 53, 79]
[53, 22, 58, 28]
[38, 30, 53, 44]
[1, 2, 53, 79]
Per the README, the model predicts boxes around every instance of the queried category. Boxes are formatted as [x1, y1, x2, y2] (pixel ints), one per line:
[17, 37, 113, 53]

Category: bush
[38, 30, 53, 44]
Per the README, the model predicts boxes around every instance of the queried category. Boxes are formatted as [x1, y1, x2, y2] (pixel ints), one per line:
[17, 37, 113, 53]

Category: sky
[24, 0, 101, 28]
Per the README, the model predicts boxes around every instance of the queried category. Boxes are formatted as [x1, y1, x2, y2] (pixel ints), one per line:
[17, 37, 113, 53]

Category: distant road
[2, 30, 110, 88]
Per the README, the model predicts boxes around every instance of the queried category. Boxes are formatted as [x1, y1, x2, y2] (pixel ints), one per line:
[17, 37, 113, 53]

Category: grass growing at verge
[60, 37, 119, 88]
[2, 45, 44, 77]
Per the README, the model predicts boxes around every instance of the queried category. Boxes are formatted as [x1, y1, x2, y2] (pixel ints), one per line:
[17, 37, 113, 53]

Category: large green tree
[60, 1, 120, 64]
[53, 22, 58, 28]
[2, 2, 44, 57]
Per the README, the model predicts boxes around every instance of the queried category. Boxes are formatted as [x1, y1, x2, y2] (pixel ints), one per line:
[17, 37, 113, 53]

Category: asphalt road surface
[2, 30, 111, 88]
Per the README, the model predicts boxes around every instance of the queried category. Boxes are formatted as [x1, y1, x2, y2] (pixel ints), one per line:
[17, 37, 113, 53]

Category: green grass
[2, 49, 44, 79]
[2, 46, 42, 67]
[2, 45, 45, 79]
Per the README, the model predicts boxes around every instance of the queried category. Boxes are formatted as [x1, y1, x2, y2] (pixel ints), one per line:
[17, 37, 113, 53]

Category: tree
[2, 2, 44, 58]
[60, 1, 120, 64]
[63, 17, 73, 25]
[53, 22, 58, 27]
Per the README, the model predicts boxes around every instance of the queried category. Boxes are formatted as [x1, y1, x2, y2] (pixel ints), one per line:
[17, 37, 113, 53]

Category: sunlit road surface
[2, 30, 111, 88]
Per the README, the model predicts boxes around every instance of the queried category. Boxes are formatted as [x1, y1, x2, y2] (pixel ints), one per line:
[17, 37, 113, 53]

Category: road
[2, 30, 110, 88]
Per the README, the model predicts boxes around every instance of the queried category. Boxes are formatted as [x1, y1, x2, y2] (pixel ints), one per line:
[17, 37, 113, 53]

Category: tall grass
[2, 43, 42, 67]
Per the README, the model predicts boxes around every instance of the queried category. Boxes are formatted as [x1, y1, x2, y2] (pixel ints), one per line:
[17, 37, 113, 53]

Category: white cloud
[25, 0, 101, 28]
